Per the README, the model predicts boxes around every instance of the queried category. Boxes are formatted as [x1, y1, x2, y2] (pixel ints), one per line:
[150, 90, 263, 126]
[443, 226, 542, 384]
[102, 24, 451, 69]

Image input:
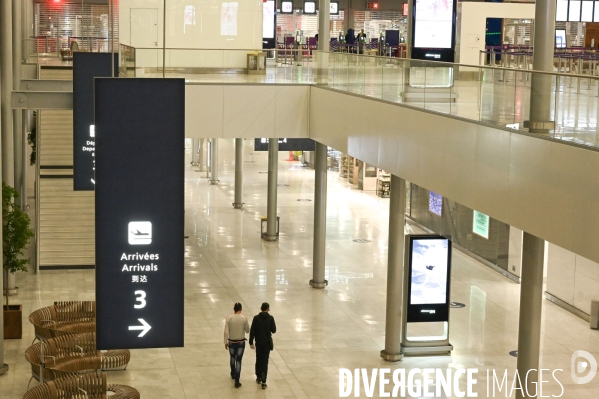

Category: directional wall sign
[254, 138, 315, 151]
[95, 78, 185, 350]
[73, 52, 118, 191]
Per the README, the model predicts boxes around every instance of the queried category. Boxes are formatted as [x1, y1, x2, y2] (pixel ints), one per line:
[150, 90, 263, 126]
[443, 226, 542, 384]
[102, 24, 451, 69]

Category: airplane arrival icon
[128, 221, 152, 245]
[129, 318, 151, 337]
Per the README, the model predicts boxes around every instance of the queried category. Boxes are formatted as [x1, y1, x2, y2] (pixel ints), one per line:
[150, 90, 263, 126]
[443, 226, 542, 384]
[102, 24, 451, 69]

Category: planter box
[3, 304, 22, 339]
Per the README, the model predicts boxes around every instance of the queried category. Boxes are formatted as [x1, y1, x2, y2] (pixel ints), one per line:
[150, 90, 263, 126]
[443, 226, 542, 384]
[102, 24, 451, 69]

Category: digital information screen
[556, 0, 569, 21]
[330, 2, 339, 15]
[73, 52, 117, 191]
[411, 0, 456, 62]
[428, 191, 442, 216]
[304, 1, 316, 14]
[556, 29, 567, 48]
[254, 138, 316, 151]
[221, 2, 238, 36]
[281, 1, 293, 13]
[406, 235, 452, 323]
[263, 0, 275, 39]
[95, 78, 185, 350]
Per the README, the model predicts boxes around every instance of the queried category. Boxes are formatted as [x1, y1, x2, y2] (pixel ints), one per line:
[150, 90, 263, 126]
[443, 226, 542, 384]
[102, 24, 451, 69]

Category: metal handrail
[126, 45, 599, 80]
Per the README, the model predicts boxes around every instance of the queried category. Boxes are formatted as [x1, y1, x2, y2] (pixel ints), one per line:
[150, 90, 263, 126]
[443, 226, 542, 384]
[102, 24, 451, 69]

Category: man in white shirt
[224, 302, 250, 388]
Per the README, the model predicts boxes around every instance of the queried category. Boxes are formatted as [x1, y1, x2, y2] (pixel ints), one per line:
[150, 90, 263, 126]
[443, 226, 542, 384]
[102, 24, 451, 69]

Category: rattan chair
[22, 372, 140, 399]
[29, 302, 96, 342]
[25, 333, 130, 386]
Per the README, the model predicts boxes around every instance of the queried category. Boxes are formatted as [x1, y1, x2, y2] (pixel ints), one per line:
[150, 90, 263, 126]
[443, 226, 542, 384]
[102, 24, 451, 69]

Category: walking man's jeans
[255, 345, 270, 383]
[229, 341, 245, 383]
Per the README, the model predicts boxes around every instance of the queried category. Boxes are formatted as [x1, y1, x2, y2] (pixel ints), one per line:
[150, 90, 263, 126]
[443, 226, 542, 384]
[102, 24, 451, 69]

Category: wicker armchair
[29, 302, 96, 342]
[25, 333, 130, 384]
[22, 372, 140, 399]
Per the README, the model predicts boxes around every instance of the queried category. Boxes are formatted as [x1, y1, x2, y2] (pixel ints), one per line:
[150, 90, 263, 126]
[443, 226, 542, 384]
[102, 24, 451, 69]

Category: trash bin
[261, 216, 280, 238]
[591, 300, 599, 329]
[247, 52, 267, 75]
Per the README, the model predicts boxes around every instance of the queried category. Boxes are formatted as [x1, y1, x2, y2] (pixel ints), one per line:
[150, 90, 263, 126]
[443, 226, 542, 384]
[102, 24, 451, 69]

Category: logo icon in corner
[571, 350, 598, 384]
[128, 222, 152, 245]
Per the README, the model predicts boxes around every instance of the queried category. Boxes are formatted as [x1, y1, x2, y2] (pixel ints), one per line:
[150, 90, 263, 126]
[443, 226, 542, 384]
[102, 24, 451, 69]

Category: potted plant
[3, 182, 34, 339]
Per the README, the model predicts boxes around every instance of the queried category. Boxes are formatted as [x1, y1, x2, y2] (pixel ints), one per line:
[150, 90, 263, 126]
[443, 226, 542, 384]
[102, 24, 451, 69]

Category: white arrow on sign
[128, 318, 151, 337]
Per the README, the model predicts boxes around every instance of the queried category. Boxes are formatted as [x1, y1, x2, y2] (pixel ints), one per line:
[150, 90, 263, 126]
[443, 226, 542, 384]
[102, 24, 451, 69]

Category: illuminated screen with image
[263, 0, 275, 39]
[281, 1, 293, 13]
[428, 191, 442, 216]
[409, 238, 449, 305]
[221, 2, 238, 36]
[414, 0, 454, 48]
[304, 1, 316, 14]
[556, 29, 567, 48]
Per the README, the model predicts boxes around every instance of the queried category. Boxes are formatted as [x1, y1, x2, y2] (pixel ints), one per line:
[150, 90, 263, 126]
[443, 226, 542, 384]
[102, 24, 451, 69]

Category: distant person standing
[249, 302, 276, 389]
[224, 302, 249, 388]
[357, 29, 367, 54]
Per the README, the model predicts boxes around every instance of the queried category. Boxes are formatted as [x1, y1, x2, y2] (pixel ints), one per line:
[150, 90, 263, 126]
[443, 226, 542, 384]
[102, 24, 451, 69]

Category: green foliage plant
[3, 183, 34, 306]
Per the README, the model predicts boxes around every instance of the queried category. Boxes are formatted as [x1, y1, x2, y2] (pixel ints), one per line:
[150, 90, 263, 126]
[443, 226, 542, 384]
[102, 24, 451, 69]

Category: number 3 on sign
[134, 290, 146, 309]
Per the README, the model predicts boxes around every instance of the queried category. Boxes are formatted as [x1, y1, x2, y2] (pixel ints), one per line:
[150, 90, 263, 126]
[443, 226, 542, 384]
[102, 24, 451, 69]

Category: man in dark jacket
[249, 302, 276, 389]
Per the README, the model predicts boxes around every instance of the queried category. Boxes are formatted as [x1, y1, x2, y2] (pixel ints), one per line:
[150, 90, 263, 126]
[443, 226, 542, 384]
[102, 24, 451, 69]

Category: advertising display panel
[73, 53, 117, 191]
[411, 0, 457, 62]
[254, 138, 316, 151]
[263, 0, 275, 39]
[556, 29, 567, 48]
[304, 1, 316, 14]
[428, 191, 442, 216]
[406, 235, 452, 323]
[95, 78, 185, 350]
[281, 1, 293, 14]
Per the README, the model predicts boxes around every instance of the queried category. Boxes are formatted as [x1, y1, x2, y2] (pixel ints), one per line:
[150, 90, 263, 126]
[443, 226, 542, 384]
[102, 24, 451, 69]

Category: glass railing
[119, 44, 135, 77]
[125, 47, 317, 82]
[121, 46, 599, 148]
[317, 51, 599, 147]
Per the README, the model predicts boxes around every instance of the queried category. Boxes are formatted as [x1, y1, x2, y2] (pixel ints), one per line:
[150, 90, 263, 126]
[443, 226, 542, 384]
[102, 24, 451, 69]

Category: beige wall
[547, 243, 599, 316]
[309, 86, 599, 267]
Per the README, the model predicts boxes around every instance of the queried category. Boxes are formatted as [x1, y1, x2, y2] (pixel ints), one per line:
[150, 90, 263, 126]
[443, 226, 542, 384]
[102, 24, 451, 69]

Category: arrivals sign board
[73, 52, 117, 191]
[95, 78, 185, 350]
[254, 138, 316, 151]
[411, 0, 457, 62]
[405, 235, 452, 323]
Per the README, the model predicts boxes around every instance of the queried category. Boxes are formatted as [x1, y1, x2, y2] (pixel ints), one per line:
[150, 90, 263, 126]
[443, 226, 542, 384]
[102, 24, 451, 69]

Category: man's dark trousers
[255, 344, 270, 383]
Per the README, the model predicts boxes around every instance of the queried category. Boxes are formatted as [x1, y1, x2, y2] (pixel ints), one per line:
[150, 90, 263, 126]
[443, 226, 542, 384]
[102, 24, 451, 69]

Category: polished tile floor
[1, 139, 598, 398]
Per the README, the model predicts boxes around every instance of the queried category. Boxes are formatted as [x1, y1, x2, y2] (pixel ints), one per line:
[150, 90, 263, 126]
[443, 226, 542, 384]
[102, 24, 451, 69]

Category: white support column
[1, 0, 14, 187]
[264, 139, 278, 241]
[528, 0, 556, 133]
[516, 233, 545, 399]
[380, 175, 406, 362]
[209, 138, 219, 185]
[233, 138, 243, 209]
[13, 0, 23, 203]
[310, 142, 328, 289]
[0, 0, 10, 377]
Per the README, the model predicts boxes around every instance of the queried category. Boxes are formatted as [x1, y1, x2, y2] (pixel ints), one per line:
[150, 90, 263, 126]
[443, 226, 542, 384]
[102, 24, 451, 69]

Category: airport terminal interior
[1, 0, 599, 398]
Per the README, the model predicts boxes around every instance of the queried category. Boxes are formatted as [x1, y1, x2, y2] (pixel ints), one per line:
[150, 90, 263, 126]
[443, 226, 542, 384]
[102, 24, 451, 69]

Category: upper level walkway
[120, 48, 599, 149]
